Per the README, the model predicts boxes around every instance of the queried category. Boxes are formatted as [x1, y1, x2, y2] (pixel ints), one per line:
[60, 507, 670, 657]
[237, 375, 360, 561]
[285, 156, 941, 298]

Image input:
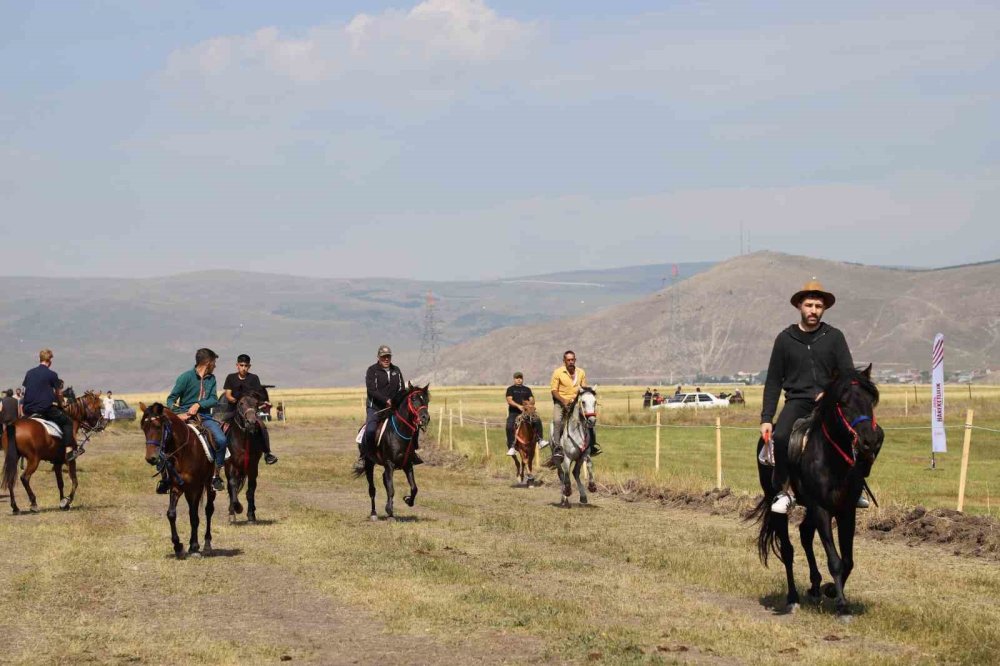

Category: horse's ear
[406, 381, 413, 390]
[861, 363, 873, 379]
[422, 383, 430, 392]
[139, 402, 147, 412]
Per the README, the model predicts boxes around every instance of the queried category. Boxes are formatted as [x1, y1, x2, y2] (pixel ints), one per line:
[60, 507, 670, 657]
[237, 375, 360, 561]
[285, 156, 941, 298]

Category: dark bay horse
[1, 388, 105, 514]
[225, 394, 265, 523]
[140, 402, 225, 558]
[511, 404, 540, 487]
[351, 384, 429, 520]
[750, 365, 883, 615]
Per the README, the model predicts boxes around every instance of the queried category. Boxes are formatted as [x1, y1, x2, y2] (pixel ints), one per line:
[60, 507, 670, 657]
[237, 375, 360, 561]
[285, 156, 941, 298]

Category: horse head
[235, 394, 262, 434]
[404, 383, 431, 431]
[819, 364, 882, 466]
[577, 386, 598, 427]
[138, 402, 169, 466]
[80, 390, 109, 430]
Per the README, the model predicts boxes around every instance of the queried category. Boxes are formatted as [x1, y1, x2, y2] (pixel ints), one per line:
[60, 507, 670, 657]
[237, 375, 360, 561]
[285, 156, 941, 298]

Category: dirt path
[2, 424, 1000, 664]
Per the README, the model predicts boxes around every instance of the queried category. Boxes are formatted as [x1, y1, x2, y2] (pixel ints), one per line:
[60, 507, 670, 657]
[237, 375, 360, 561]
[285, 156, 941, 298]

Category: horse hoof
[59, 499, 71, 511]
[580, 497, 588, 504]
[786, 603, 800, 614]
[588, 482, 597, 493]
[232, 502, 244, 515]
[203, 545, 213, 556]
[807, 587, 822, 600]
[404, 495, 415, 507]
[369, 514, 378, 522]
[822, 583, 838, 599]
[188, 551, 202, 559]
[837, 612, 854, 623]
[11, 509, 19, 515]
[247, 513, 257, 523]
[29, 505, 39, 514]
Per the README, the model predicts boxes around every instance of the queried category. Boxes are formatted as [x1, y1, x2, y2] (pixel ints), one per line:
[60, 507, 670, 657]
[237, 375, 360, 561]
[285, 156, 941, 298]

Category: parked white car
[653, 392, 730, 409]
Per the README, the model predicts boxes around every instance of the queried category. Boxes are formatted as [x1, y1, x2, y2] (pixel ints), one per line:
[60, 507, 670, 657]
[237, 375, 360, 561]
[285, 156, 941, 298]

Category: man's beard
[801, 313, 822, 327]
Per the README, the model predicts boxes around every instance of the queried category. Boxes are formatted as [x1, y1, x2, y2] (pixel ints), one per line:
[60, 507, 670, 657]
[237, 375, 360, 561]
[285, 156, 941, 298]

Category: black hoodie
[761, 322, 855, 424]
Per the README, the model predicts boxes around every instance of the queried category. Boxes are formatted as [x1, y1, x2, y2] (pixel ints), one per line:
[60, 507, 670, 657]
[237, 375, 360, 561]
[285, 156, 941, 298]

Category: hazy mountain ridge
[418, 252, 1000, 385]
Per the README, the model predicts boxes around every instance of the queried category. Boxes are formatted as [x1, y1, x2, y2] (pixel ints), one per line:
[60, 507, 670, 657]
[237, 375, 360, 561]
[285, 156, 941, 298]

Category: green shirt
[166, 367, 220, 415]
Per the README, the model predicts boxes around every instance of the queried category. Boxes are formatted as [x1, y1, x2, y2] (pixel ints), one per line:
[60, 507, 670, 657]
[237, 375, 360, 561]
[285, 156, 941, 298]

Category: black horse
[352, 383, 430, 520]
[750, 365, 883, 615]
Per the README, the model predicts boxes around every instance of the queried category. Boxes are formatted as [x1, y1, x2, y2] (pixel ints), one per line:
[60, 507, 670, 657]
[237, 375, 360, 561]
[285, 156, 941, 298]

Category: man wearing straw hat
[762, 279, 869, 514]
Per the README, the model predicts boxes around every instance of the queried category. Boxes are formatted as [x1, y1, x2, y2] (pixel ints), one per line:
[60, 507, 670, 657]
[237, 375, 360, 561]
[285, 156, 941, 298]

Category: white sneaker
[857, 496, 870, 509]
[770, 492, 796, 514]
[538, 439, 550, 449]
[506, 447, 517, 456]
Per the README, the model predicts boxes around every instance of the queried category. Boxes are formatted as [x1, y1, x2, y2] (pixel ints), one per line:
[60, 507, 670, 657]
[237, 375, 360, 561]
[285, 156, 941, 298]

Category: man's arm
[366, 366, 388, 409]
[550, 371, 564, 406]
[166, 375, 184, 411]
[198, 376, 220, 411]
[505, 387, 524, 412]
[760, 333, 786, 427]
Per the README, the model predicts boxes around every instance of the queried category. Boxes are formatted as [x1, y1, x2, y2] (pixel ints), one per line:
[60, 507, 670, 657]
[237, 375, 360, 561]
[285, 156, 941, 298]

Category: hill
[419, 251, 1000, 385]
[0, 262, 713, 391]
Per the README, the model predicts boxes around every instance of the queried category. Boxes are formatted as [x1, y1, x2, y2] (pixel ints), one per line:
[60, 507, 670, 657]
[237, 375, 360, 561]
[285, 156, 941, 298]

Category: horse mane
[567, 386, 596, 411]
[390, 383, 429, 406]
[815, 367, 879, 424]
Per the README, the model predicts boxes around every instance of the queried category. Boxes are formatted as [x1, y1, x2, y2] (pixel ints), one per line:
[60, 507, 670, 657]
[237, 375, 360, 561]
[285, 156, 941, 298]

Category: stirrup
[506, 447, 517, 456]
[66, 446, 84, 462]
[264, 453, 278, 465]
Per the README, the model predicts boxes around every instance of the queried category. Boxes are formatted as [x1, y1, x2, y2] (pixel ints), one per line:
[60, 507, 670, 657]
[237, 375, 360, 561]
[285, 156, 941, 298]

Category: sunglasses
[379, 355, 392, 360]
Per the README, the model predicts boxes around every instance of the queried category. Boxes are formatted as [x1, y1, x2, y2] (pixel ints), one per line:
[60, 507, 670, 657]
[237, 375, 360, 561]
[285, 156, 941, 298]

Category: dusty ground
[1, 422, 999, 665]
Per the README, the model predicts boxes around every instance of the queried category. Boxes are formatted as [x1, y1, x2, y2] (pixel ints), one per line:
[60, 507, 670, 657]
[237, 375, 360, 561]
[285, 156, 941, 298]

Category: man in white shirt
[102, 391, 116, 422]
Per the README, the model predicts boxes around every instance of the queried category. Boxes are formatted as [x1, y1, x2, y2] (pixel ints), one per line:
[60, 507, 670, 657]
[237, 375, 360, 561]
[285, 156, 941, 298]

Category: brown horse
[139, 402, 223, 558]
[511, 404, 540, 487]
[225, 394, 265, 523]
[1, 388, 105, 514]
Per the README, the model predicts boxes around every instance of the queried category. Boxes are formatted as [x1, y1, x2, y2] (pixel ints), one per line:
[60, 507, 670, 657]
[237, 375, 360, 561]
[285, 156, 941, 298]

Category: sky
[2, 0, 999, 280]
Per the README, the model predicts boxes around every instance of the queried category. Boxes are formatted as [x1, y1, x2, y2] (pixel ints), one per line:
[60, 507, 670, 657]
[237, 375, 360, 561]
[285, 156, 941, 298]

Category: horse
[554, 386, 598, 507]
[749, 365, 883, 615]
[224, 394, 266, 523]
[351, 383, 430, 521]
[1, 388, 106, 514]
[511, 404, 541, 487]
[139, 402, 225, 558]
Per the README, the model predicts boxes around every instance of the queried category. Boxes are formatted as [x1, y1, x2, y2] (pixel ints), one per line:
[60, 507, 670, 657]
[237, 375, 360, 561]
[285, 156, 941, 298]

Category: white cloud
[165, 0, 533, 85]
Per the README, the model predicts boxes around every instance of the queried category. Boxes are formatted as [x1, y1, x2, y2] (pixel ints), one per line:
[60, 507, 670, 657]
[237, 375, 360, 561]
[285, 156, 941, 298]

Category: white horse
[555, 387, 598, 507]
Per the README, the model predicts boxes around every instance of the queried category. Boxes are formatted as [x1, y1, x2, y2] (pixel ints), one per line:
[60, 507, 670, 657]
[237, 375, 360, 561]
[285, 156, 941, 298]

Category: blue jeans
[199, 416, 228, 468]
[363, 407, 380, 452]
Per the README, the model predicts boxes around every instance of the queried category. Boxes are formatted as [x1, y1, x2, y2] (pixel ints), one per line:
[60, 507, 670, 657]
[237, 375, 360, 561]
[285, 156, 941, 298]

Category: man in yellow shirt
[549, 350, 601, 465]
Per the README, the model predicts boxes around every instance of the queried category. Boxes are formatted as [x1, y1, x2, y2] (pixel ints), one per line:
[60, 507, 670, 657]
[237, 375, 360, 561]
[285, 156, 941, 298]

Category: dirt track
[2, 423, 1000, 664]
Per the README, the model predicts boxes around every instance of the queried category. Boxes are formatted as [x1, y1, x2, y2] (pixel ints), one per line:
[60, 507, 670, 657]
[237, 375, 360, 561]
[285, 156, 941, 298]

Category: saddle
[186, 420, 231, 464]
[759, 416, 812, 467]
[29, 416, 62, 439]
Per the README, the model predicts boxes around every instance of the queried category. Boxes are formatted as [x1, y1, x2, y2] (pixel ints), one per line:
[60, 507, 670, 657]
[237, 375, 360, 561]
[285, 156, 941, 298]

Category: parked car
[653, 392, 729, 409]
[113, 399, 136, 421]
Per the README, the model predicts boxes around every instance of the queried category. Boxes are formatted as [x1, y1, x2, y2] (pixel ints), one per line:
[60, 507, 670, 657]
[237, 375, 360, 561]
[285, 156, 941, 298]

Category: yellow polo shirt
[550, 366, 586, 404]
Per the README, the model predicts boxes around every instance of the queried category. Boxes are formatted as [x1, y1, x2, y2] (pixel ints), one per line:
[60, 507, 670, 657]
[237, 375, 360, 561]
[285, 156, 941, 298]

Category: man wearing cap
[547, 350, 601, 467]
[222, 354, 278, 465]
[761, 279, 868, 514]
[505, 372, 542, 456]
[353, 345, 407, 473]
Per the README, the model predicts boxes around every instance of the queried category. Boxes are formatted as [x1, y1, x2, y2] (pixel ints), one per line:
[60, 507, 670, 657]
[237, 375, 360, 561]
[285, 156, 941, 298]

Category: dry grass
[3, 408, 1000, 664]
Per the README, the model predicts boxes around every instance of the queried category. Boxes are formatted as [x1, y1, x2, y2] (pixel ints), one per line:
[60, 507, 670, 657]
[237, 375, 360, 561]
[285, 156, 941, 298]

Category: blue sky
[3, 1, 998, 279]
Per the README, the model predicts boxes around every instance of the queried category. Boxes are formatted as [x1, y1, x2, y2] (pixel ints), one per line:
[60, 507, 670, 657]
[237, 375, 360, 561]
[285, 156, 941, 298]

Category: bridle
[821, 392, 877, 468]
[234, 396, 260, 433]
[390, 390, 429, 441]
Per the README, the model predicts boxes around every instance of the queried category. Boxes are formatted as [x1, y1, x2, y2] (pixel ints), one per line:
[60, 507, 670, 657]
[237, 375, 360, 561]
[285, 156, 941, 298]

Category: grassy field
[125, 384, 1000, 517]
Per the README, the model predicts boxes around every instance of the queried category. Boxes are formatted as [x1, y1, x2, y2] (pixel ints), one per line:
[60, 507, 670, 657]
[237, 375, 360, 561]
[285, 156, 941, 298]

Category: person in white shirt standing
[102, 391, 117, 423]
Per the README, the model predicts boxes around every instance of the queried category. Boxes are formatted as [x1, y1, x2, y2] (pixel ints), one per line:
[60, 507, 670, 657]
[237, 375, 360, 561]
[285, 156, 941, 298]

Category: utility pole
[418, 291, 441, 384]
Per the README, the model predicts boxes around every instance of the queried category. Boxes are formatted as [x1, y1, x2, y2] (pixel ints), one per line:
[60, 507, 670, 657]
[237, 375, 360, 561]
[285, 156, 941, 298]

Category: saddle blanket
[355, 420, 389, 447]
[30, 418, 62, 439]
[188, 424, 231, 463]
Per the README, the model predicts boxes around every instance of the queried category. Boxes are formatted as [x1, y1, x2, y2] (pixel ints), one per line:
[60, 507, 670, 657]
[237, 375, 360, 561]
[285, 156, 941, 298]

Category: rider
[505, 372, 542, 456]
[548, 350, 601, 466]
[21, 349, 81, 461]
[222, 354, 278, 465]
[762, 279, 868, 514]
[165, 348, 228, 492]
[353, 345, 406, 473]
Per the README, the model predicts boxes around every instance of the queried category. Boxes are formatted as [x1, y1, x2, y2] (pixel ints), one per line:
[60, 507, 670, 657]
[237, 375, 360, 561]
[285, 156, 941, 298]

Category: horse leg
[65, 460, 79, 508]
[54, 463, 68, 510]
[525, 448, 534, 487]
[836, 508, 857, 592]
[383, 464, 395, 519]
[365, 462, 377, 521]
[573, 458, 587, 504]
[246, 462, 258, 523]
[559, 459, 571, 507]
[228, 468, 243, 517]
[799, 509, 823, 599]
[403, 464, 418, 507]
[512, 454, 522, 485]
[204, 486, 215, 554]
[167, 490, 183, 558]
[586, 455, 597, 493]
[773, 513, 799, 610]
[19, 456, 40, 512]
[187, 488, 202, 556]
[813, 508, 850, 614]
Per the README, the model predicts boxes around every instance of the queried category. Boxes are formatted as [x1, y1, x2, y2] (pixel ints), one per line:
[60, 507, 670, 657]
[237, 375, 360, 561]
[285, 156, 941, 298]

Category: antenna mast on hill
[670, 264, 680, 385]
[418, 291, 441, 383]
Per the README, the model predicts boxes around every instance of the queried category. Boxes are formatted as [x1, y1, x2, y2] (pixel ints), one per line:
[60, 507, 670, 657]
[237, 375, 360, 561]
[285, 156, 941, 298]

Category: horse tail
[747, 495, 783, 567]
[2, 423, 19, 492]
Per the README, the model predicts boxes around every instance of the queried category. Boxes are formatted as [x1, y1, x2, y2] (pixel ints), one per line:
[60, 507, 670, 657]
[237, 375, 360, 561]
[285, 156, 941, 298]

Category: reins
[820, 402, 877, 468]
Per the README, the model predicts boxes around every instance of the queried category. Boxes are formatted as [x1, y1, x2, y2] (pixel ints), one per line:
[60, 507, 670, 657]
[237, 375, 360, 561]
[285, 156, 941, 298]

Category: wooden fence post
[437, 406, 444, 445]
[449, 409, 454, 452]
[483, 419, 490, 458]
[654, 410, 661, 474]
[904, 389, 908, 417]
[715, 417, 723, 489]
[459, 400, 464, 427]
[957, 409, 975, 512]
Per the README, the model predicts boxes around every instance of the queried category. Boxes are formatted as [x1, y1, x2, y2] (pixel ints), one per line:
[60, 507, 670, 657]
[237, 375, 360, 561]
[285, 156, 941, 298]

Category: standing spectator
[15, 388, 24, 414]
[276, 402, 285, 422]
[642, 388, 652, 409]
[652, 389, 662, 405]
[674, 385, 683, 396]
[102, 391, 117, 423]
[1, 389, 19, 430]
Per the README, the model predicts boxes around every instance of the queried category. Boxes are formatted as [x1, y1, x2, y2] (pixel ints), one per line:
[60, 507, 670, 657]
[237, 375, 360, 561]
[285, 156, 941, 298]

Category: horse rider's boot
[589, 442, 602, 457]
[352, 441, 367, 474]
[65, 438, 84, 462]
[548, 445, 565, 468]
[212, 467, 225, 492]
[261, 428, 278, 465]
[856, 495, 870, 509]
[770, 490, 796, 514]
[155, 473, 171, 495]
[507, 447, 517, 456]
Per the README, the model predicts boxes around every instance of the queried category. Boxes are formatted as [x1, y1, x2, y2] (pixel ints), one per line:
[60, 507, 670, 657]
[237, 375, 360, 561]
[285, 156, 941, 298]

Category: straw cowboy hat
[790, 278, 836, 309]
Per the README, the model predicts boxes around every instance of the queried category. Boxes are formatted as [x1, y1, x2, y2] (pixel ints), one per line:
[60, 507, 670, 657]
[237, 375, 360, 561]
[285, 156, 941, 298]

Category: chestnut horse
[140, 402, 224, 558]
[511, 404, 541, 487]
[225, 394, 265, 523]
[351, 383, 430, 520]
[1, 388, 105, 514]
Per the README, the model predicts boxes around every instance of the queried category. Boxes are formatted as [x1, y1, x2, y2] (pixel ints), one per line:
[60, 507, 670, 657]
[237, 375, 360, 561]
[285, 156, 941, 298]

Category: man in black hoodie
[762, 279, 867, 514]
[353, 345, 408, 473]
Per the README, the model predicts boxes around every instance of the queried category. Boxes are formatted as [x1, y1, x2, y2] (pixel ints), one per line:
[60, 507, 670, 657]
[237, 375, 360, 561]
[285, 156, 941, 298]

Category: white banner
[931, 333, 947, 453]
